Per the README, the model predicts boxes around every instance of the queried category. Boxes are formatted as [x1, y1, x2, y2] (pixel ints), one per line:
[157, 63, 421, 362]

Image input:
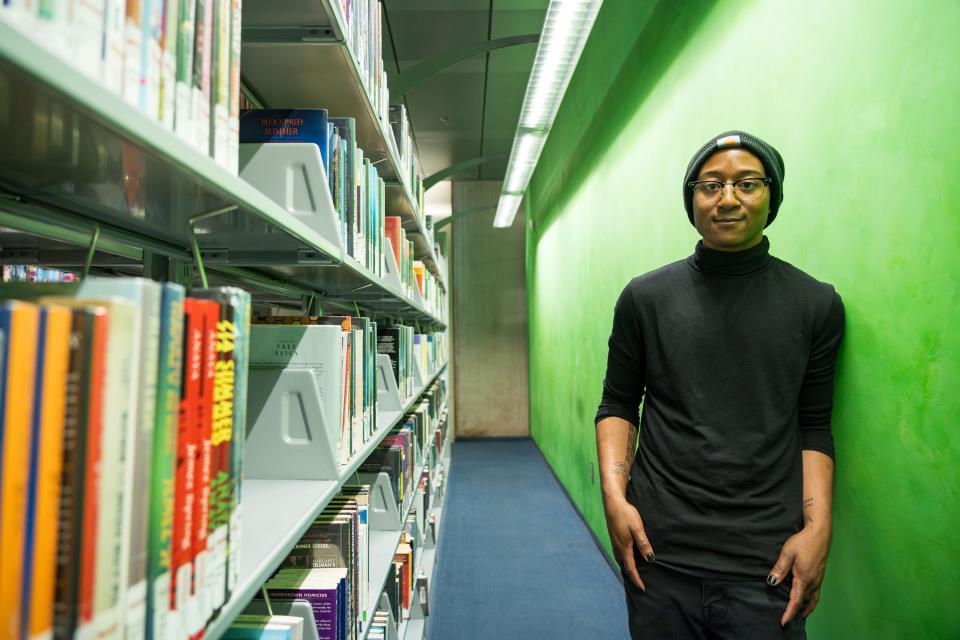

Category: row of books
[383, 218, 445, 320]
[0, 0, 243, 173]
[388, 105, 425, 223]
[335, 0, 388, 137]
[227, 380, 448, 640]
[2, 265, 79, 283]
[0, 278, 251, 640]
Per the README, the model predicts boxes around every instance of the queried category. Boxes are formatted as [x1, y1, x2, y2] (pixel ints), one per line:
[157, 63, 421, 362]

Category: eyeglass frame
[687, 177, 772, 203]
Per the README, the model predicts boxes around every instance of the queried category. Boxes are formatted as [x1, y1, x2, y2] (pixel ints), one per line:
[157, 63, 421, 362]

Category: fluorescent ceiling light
[494, 0, 603, 228]
[494, 194, 525, 229]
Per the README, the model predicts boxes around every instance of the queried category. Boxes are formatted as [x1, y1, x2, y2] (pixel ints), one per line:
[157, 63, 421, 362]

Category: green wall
[525, 0, 960, 637]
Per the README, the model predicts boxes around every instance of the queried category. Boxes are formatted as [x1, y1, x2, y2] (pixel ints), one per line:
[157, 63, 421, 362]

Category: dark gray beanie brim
[683, 131, 785, 228]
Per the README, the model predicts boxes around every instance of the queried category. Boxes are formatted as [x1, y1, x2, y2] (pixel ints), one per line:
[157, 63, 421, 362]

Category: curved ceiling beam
[434, 204, 499, 231]
[424, 154, 507, 191]
[390, 34, 540, 102]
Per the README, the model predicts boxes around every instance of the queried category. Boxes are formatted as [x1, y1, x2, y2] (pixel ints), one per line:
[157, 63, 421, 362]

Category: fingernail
[767, 576, 778, 586]
[645, 553, 655, 562]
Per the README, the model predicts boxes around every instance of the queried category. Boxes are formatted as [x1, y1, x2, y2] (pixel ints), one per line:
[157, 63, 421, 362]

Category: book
[159, 0, 180, 129]
[76, 278, 162, 640]
[210, 0, 230, 165]
[0, 301, 40, 640]
[239, 109, 330, 170]
[24, 304, 72, 640]
[170, 298, 214, 639]
[188, 298, 219, 634]
[226, 615, 305, 640]
[51, 307, 102, 640]
[191, 287, 251, 602]
[174, 0, 196, 143]
[264, 569, 348, 640]
[147, 283, 186, 640]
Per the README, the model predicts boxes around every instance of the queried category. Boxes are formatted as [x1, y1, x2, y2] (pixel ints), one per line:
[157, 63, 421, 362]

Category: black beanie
[682, 130, 785, 228]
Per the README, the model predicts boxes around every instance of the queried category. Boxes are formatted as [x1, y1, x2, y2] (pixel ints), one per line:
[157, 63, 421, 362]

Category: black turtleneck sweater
[595, 236, 844, 579]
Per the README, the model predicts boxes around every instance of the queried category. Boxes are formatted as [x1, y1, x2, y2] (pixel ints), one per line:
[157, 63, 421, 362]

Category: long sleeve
[797, 290, 845, 458]
[595, 283, 646, 427]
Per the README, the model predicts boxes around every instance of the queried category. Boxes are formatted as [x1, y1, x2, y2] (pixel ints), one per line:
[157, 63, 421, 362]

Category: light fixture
[493, 0, 603, 228]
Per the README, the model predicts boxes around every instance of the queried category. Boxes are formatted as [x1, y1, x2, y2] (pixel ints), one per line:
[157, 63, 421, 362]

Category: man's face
[692, 148, 771, 252]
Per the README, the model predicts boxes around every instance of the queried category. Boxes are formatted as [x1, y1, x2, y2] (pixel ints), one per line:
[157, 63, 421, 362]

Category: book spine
[93, 301, 138, 640]
[102, 0, 127, 95]
[196, 0, 213, 154]
[26, 306, 72, 640]
[227, 0, 241, 174]
[210, 0, 229, 165]
[0, 303, 39, 640]
[206, 304, 236, 613]
[159, 0, 179, 129]
[74, 310, 108, 639]
[52, 310, 92, 639]
[146, 285, 184, 640]
[122, 0, 144, 107]
[170, 300, 202, 640]
[174, 0, 195, 143]
[227, 291, 250, 594]
[125, 285, 161, 640]
[73, 0, 105, 82]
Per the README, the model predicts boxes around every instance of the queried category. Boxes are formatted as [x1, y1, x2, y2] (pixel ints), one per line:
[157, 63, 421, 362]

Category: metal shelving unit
[240, 0, 447, 292]
[204, 363, 449, 639]
[0, 5, 453, 638]
[0, 21, 445, 326]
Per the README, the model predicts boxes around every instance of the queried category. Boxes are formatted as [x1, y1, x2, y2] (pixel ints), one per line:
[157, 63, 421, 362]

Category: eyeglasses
[688, 177, 772, 204]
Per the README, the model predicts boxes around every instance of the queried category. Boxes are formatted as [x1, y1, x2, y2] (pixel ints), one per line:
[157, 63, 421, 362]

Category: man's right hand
[604, 496, 655, 591]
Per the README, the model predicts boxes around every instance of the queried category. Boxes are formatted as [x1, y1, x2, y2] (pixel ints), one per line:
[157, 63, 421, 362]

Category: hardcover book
[239, 109, 331, 171]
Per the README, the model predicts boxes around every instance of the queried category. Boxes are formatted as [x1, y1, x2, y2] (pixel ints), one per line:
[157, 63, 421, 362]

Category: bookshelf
[0, 0, 453, 636]
[204, 362, 449, 639]
[239, 0, 446, 291]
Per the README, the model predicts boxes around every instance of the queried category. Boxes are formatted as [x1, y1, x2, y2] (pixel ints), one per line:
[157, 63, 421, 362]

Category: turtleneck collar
[687, 235, 773, 277]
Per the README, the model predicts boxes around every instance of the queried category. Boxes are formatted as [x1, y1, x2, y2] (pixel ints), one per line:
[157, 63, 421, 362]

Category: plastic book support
[239, 142, 345, 256]
[382, 237, 403, 292]
[244, 368, 340, 481]
[355, 470, 402, 532]
[376, 353, 403, 413]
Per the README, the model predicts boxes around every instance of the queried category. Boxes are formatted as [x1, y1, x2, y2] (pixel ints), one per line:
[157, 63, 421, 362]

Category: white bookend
[382, 237, 403, 292]
[243, 368, 339, 481]
[238, 143, 345, 256]
[355, 471, 401, 532]
[376, 353, 402, 414]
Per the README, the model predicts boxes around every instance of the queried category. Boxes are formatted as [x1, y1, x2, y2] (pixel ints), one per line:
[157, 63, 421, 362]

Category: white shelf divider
[244, 368, 339, 481]
[237, 142, 345, 257]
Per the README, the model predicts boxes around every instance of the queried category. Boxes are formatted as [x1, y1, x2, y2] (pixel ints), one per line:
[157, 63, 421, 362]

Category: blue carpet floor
[427, 438, 629, 640]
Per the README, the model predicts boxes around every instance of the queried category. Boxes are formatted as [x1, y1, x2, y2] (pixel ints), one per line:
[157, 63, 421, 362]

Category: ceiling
[382, 0, 549, 219]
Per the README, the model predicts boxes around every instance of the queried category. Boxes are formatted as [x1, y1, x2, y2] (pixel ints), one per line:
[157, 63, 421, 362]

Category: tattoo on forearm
[803, 497, 814, 510]
[804, 515, 814, 526]
[626, 425, 638, 463]
[613, 462, 630, 480]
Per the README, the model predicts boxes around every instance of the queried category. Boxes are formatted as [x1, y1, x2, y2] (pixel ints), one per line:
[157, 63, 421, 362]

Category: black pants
[621, 561, 806, 639]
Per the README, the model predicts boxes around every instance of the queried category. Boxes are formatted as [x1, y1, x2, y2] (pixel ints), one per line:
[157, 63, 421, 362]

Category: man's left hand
[766, 525, 831, 626]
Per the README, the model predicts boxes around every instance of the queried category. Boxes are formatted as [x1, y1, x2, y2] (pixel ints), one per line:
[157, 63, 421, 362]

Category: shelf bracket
[81, 224, 101, 279]
[188, 205, 239, 289]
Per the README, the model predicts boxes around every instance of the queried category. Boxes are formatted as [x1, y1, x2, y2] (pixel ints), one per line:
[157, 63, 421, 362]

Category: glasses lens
[734, 179, 766, 201]
[694, 182, 723, 202]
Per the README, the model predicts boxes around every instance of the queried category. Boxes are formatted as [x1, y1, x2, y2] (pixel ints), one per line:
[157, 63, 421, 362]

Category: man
[595, 131, 844, 639]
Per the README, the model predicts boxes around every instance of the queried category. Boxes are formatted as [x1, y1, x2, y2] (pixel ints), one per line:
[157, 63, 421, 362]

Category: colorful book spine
[52, 308, 96, 639]
[227, 0, 242, 173]
[174, 0, 196, 143]
[147, 283, 185, 640]
[210, 0, 230, 165]
[0, 301, 40, 640]
[170, 299, 204, 639]
[24, 305, 72, 640]
[188, 299, 218, 635]
[159, 0, 180, 130]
